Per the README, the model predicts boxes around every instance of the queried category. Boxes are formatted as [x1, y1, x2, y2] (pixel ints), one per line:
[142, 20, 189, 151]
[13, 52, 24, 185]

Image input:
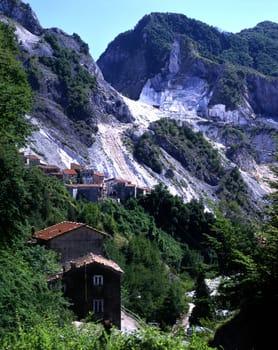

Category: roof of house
[38, 164, 60, 170]
[80, 168, 94, 173]
[47, 253, 123, 282]
[70, 163, 83, 170]
[63, 169, 77, 175]
[66, 253, 124, 273]
[115, 179, 127, 184]
[94, 172, 105, 177]
[49, 172, 63, 175]
[66, 184, 102, 188]
[32, 221, 108, 241]
[24, 154, 40, 159]
[137, 186, 152, 191]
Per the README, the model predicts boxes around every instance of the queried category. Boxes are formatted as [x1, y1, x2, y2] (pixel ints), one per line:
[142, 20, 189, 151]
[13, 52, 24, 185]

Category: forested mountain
[0, 1, 278, 349]
[98, 12, 278, 215]
[98, 13, 278, 100]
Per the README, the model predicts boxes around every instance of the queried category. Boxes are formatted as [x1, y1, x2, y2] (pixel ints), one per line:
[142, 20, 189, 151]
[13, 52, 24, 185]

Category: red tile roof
[66, 184, 102, 188]
[47, 253, 123, 282]
[80, 169, 94, 173]
[137, 186, 152, 191]
[33, 221, 84, 240]
[63, 169, 77, 175]
[49, 172, 63, 175]
[66, 253, 123, 273]
[25, 154, 40, 159]
[70, 163, 83, 170]
[115, 179, 127, 184]
[32, 221, 108, 241]
[38, 164, 60, 170]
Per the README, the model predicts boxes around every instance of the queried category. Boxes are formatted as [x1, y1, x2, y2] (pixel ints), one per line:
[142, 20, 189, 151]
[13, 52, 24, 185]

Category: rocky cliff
[98, 13, 278, 209]
[0, 0, 42, 35]
[1, 2, 277, 214]
[1, 0, 133, 164]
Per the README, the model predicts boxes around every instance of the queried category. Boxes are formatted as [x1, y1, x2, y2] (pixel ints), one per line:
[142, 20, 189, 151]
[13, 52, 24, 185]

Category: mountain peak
[255, 20, 278, 29]
[0, 0, 42, 35]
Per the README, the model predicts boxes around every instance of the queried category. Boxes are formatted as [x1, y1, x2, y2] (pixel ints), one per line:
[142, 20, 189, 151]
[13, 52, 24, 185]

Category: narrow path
[173, 302, 195, 334]
[121, 309, 140, 334]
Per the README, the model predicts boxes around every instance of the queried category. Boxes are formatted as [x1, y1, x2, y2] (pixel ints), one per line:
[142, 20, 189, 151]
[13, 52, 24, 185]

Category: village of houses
[23, 153, 151, 203]
[24, 153, 148, 332]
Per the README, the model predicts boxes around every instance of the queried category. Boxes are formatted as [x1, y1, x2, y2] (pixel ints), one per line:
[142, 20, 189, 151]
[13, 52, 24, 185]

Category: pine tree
[189, 271, 214, 325]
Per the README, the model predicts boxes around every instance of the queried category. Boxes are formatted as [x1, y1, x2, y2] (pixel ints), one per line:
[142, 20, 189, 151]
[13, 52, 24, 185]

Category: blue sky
[25, 0, 278, 60]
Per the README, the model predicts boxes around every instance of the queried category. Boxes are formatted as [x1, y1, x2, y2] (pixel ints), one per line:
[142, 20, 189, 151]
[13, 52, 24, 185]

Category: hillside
[1, 4, 276, 215]
[98, 13, 278, 99]
[1, 1, 278, 349]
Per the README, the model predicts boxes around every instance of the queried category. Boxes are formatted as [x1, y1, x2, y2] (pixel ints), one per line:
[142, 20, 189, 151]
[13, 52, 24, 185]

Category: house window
[93, 299, 104, 313]
[93, 275, 103, 286]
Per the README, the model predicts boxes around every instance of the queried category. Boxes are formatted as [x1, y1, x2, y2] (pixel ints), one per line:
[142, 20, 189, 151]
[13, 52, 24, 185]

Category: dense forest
[1, 20, 278, 350]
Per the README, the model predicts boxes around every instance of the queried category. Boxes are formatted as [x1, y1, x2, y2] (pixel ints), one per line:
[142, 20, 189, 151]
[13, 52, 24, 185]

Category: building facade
[34, 221, 123, 329]
[32, 221, 108, 263]
[61, 253, 123, 328]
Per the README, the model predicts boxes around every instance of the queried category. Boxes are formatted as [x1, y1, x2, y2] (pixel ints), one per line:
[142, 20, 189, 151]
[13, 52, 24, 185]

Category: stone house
[80, 168, 94, 184]
[61, 253, 123, 328]
[63, 168, 78, 183]
[32, 221, 108, 263]
[93, 172, 105, 185]
[70, 163, 83, 171]
[38, 164, 61, 175]
[105, 178, 151, 202]
[105, 178, 127, 201]
[23, 154, 41, 166]
[136, 186, 152, 197]
[33, 221, 123, 328]
[66, 184, 103, 202]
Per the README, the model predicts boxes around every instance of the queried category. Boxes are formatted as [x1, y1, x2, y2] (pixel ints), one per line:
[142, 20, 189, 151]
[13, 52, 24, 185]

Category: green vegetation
[0, 244, 70, 338]
[76, 198, 187, 328]
[189, 271, 215, 326]
[23, 31, 98, 145]
[0, 22, 32, 146]
[211, 67, 245, 110]
[205, 176, 278, 348]
[138, 14, 278, 78]
[72, 32, 90, 54]
[134, 119, 224, 184]
[25, 56, 42, 90]
[133, 131, 163, 174]
[1, 321, 216, 349]
[1, 19, 278, 349]
[239, 21, 278, 76]
[40, 32, 97, 121]
[102, 13, 278, 106]
[217, 167, 253, 213]
[0, 21, 73, 344]
[132, 13, 229, 76]
[137, 184, 215, 260]
[0, 22, 32, 242]
[134, 119, 256, 215]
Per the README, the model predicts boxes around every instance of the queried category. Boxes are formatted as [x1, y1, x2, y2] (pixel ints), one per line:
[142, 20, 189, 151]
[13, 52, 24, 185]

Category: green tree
[0, 143, 27, 242]
[0, 22, 32, 242]
[0, 244, 70, 337]
[23, 166, 77, 230]
[139, 184, 215, 256]
[76, 201, 102, 229]
[158, 280, 187, 330]
[0, 22, 32, 146]
[189, 271, 215, 326]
